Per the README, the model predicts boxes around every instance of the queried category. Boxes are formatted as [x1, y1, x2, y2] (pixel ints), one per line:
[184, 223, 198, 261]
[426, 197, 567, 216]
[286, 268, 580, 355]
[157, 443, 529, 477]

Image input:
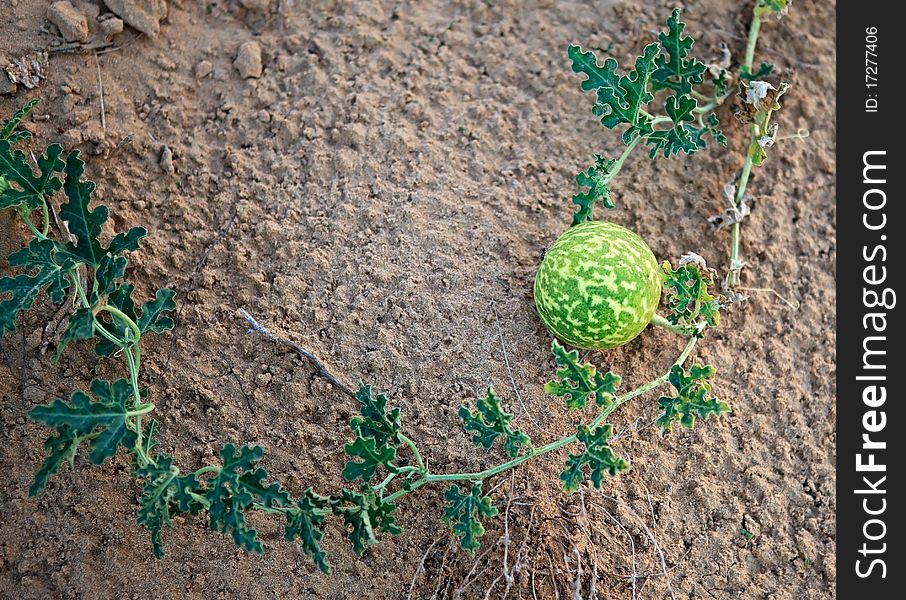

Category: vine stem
[649, 313, 691, 337]
[727, 10, 764, 287]
[382, 337, 698, 505]
[603, 134, 643, 187]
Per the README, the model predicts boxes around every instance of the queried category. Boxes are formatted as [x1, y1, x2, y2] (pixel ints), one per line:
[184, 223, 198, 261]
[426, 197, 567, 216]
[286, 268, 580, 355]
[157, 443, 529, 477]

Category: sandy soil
[1, 0, 836, 598]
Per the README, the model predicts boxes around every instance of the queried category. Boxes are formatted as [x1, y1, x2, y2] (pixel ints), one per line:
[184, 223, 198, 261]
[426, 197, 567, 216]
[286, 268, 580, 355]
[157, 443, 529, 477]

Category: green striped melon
[534, 221, 661, 349]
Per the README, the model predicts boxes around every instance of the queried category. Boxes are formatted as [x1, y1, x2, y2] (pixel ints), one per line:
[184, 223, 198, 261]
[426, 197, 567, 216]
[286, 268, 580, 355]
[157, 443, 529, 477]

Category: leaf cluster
[655, 363, 731, 431]
[544, 340, 621, 410]
[568, 9, 727, 220]
[458, 386, 531, 458]
[560, 423, 629, 493]
[661, 256, 722, 337]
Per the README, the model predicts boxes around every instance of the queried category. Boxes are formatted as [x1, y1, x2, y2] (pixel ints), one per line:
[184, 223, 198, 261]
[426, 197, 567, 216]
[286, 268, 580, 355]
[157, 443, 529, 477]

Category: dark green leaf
[28, 378, 137, 466]
[350, 382, 402, 449]
[560, 423, 629, 493]
[29, 426, 81, 496]
[0, 141, 65, 210]
[544, 340, 621, 410]
[0, 238, 75, 336]
[571, 154, 615, 224]
[652, 9, 707, 95]
[333, 487, 402, 556]
[1, 99, 40, 140]
[342, 435, 397, 482]
[592, 43, 658, 143]
[646, 94, 700, 158]
[108, 227, 147, 256]
[567, 44, 620, 93]
[285, 488, 332, 574]
[239, 467, 292, 509]
[136, 288, 177, 334]
[740, 62, 774, 81]
[662, 258, 722, 335]
[458, 386, 530, 458]
[204, 443, 267, 553]
[442, 482, 498, 554]
[656, 364, 731, 431]
[92, 254, 128, 303]
[136, 453, 180, 558]
[59, 150, 108, 267]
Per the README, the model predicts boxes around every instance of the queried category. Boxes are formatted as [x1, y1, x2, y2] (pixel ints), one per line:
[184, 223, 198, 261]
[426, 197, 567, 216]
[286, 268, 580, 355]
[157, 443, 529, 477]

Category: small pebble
[234, 41, 263, 79]
[47, 1, 89, 43]
[195, 59, 213, 79]
[99, 17, 123, 36]
[159, 145, 175, 174]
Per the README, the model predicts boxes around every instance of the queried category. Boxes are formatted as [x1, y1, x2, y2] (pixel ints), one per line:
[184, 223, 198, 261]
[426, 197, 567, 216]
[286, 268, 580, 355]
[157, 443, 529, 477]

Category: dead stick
[239, 309, 355, 398]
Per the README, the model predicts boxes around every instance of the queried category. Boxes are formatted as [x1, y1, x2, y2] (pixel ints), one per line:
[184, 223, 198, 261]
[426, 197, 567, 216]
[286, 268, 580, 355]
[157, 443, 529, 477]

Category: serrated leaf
[1, 99, 40, 140]
[544, 340, 621, 410]
[568, 44, 620, 93]
[108, 226, 147, 256]
[342, 435, 397, 482]
[560, 423, 629, 493]
[0, 238, 75, 336]
[458, 386, 530, 458]
[285, 488, 333, 574]
[662, 259, 722, 335]
[0, 141, 65, 211]
[52, 307, 95, 363]
[136, 453, 180, 558]
[29, 426, 81, 496]
[572, 154, 615, 224]
[592, 43, 658, 143]
[334, 487, 402, 556]
[204, 443, 269, 553]
[136, 288, 177, 334]
[442, 482, 498, 554]
[656, 363, 731, 431]
[239, 467, 293, 509]
[92, 254, 128, 303]
[29, 378, 137, 466]
[646, 94, 700, 158]
[740, 62, 774, 81]
[59, 150, 109, 267]
[652, 9, 707, 95]
[350, 382, 402, 448]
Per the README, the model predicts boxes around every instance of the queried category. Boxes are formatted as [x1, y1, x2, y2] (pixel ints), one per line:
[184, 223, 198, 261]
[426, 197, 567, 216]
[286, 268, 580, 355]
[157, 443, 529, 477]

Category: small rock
[61, 128, 83, 148]
[48, 1, 89, 43]
[0, 73, 15, 95]
[240, 0, 270, 10]
[99, 17, 124, 36]
[256, 109, 270, 123]
[158, 145, 174, 174]
[103, 0, 168, 39]
[75, 1, 101, 20]
[194, 59, 213, 79]
[234, 41, 263, 79]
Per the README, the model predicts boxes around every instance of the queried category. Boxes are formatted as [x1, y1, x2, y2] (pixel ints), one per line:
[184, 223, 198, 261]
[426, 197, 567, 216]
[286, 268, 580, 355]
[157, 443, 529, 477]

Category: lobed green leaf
[442, 482, 498, 554]
[661, 258, 722, 336]
[29, 378, 137, 468]
[285, 488, 333, 574]
[544, 340, 621, 410]
[0, 141, 65, 211]
[652, 8, 707, 95]
[571, 154, 614, 223]
[560, 423, 629, 493]
[656, 363, 730, 431]
[0, 238, 75, 336]
[458, 386, 531, 458]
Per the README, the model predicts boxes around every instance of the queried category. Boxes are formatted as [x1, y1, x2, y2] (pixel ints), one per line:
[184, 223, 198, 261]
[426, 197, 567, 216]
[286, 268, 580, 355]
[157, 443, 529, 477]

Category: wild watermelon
[534, 221, 661, 349]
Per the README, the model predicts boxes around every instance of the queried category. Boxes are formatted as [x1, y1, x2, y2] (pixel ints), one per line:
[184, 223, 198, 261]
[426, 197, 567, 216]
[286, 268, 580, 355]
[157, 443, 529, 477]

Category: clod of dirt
[194, 60, 212, 79]
[103, 0, 168, 39]
[99, 17, 124, 37]
[240, 0, 270, 10]
[47, 1, 90, 43]
[234, 41, 263, 79]
[159, 145, 175, 174]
